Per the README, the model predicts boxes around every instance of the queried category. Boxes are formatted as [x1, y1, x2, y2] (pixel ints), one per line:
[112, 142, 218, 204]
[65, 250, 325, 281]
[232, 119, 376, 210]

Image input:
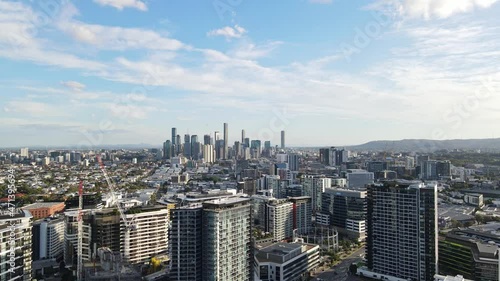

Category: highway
[312, 246, 367, 281]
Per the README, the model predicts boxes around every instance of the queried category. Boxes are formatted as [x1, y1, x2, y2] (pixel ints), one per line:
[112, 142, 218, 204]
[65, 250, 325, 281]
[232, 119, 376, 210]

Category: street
[312, 246, 366, 281]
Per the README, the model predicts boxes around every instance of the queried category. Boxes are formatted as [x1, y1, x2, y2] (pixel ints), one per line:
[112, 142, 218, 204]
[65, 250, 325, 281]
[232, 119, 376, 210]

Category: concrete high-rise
[184, 134, 191, 158]
[289, 196, 312, 235]
[171, 128, 177, 145]
[366, 182, 438, 281]
[241, 129, 245, 143]
[202, 197, 251, 281]
[32, 217, 65, 261]
[1, 209, 33, 281]
[288, 153, 299, 171]
[223, 123, 228, 159]
[281, 130, 285, 149]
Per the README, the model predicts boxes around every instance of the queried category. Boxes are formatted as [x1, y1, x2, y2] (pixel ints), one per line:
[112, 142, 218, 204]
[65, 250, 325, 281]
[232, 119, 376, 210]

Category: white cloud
[5, 101, 67, 117]
[60, 21, 185, 51]
[230, 41, 283, 59]
[61, 81, 86, 91]
[93, 0, 147, 11]
[207, 25, 247, 39]
[371, 0, 499, 19]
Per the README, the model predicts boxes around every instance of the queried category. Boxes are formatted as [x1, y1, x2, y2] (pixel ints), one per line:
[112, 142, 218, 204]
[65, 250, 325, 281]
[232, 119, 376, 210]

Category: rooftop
[21, 202, 65, 209]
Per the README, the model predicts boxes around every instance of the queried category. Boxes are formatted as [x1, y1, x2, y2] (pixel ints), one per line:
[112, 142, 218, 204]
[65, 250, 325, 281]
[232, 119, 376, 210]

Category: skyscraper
[289, 196, 312, 235]
[241, 129, 245, 143]
[223, 123, 228, 159]
[288, 153, 299, 171]
[214, 131, 220, 141]
[163, 140, 171, 159]
[366, 182, 438, 281]
[184, 134, 191, 158]
[171, 128, 177, 145]
[202, 198, 252, 281]
[281, 130, 285, 149]
[203, 134, 211, 145]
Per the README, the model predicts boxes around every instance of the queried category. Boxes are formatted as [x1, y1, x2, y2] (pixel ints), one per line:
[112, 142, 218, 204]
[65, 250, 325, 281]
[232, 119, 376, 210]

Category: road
[312, 246, 366, 281]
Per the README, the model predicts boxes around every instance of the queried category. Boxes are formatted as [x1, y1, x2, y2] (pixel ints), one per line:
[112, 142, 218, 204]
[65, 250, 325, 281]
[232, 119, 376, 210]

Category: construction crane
[96, 155, 137, 264]
[77, 180, 83, 281]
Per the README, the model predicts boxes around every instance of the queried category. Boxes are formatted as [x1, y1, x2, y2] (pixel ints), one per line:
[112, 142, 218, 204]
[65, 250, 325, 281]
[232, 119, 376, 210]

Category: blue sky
[1, 0, 500, 148]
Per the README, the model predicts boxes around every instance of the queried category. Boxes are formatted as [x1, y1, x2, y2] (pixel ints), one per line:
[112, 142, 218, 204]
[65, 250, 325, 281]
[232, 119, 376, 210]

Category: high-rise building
[0, 209, 33, 281]
[223, 123, 228, 159]
[319, 147, 348, 166]
[346, 169, 374, 189]
[64, 210, 92, 268]
[288, 196, 312, 235]
[281, 130, 285, 149]
[214, 131, 220, 141]
[202, 198, 252, 281]
[366, 182, 438, 281]
[20, 147, 29, 158]
[172, 128, 177, 145]
[204, 134, 211, 145]
[122, 206, 169, 264]
[32, 217, 65, 261]
[215, 140, 225, 160]
[244, 137, 250, 148]
[163, 140, 172, 159]
[203, 144, 215, 163]
[266, 199, 294, 241]
[184, 134, 191, 158]
[319, 188, 367, 241]
[301, 175, 331, 212]
[170, 205, 203, 281]
[241, 129, 245, 143]
[288, 153, 299, 171]
[176, 135, 181, 152]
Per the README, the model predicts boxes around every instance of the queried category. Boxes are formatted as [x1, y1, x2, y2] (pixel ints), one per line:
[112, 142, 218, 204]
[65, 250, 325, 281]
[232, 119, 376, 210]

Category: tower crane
[77, 180, 83, 281]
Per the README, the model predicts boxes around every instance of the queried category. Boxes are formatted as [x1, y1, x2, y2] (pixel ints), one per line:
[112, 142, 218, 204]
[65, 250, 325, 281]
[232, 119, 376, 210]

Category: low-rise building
[22, 202, 65, 219]
[253, 242, 320, 281]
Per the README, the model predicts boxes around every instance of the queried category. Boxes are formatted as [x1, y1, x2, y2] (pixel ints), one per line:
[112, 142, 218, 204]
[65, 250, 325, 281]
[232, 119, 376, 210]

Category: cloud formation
[93, 0, 147, 11]
[207, 25, 247, 39]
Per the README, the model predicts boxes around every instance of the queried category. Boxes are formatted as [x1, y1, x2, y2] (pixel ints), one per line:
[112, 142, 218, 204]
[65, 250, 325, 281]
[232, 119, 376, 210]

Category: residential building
[366, 182, 438, 281]
[267, 199, 294, 242]
[288, 196, 312, 235]
[346, 169, 374, 189]
[301, 175, 330, 212]
[0, 209, 32, 281]
[202, 197, 252, 281]
[32, 217, 65, 261]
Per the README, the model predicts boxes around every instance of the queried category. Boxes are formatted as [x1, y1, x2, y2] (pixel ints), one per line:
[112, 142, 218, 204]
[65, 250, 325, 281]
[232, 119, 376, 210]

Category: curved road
[312, 246, 366, 281]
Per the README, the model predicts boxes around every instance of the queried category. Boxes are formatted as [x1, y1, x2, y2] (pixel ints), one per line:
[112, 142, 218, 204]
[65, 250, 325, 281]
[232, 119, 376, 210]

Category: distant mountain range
[346, 138, 500, 152]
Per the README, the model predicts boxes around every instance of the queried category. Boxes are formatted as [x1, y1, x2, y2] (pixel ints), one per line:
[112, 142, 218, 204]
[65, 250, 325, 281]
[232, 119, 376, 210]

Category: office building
[202, 197, 252, 281]
[204, 134, 211, 145]
[0, 209, 32, 281]
[281, 130, 285, 149]
[244, 137, 250, 148]
[241, 129, 245, 143]
[32, 217, 65, 261]
[319, 147, 348, 166]
[254, 242, 320, 281]
[171, 128, 177, 145]
[176, 135, 181, 153]
[346, 169, 374, 189]
[22, 202, 65, 220]
[366, 182, 438, 281]
[163, 140, 171, 159]
[184, 134, 191, 158]
[439, 230, 499, 281]
[223, 123, 228, 159]
[320, 188, 367, 241]
[288, 196, 312, 235]
[288, 153, 299, 171]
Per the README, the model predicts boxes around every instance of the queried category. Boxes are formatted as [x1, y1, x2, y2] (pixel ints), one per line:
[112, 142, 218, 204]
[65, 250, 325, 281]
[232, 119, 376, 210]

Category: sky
[1, 0, 500, 148]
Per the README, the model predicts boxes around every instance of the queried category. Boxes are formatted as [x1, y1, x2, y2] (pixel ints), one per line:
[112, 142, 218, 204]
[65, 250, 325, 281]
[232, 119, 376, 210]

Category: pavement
[312, 246, 367, 281]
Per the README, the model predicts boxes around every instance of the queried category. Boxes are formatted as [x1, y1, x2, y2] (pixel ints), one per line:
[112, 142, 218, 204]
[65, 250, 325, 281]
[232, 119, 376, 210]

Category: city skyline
[1, 0, 500, 147]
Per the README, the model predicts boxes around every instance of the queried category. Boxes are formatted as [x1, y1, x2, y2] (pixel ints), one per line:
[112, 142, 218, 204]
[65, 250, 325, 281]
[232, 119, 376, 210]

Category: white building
[203, 144, 215, 163]
[254, 242, 320, 281]
[0, 209, 33, 281]
[122, 207, 169, 264]
[267, 199, 293, 242]
[20, 147, 29, 157]
[33, 217, 65, 260]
